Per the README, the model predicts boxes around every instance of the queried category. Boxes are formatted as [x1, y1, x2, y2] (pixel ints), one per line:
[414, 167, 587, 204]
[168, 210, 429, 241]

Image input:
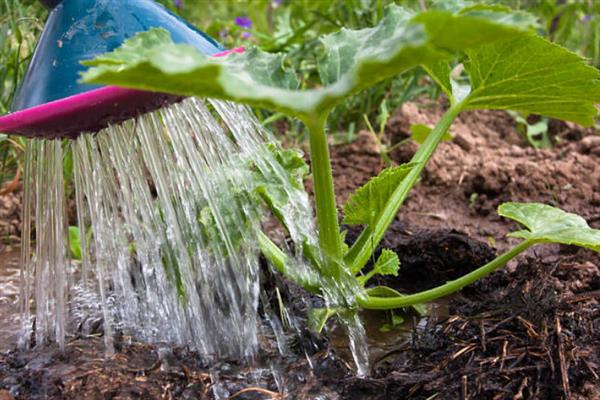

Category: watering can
[0, 0, 233, 139]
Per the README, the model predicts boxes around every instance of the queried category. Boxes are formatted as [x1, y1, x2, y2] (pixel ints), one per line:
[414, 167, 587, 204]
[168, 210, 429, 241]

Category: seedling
[509, 111, 551, 148]
[82, 4, 600, 331]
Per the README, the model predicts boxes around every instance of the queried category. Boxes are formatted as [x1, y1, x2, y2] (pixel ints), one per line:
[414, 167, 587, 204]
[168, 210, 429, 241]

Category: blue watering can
[0, 0, 232, 139]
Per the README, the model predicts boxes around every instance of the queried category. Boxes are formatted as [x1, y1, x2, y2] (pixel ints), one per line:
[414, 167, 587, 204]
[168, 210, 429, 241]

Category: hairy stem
[345, 100, 464, 273]
[257, 230, 321, 294]
[358, 239, 535, 309]
[305, 113, 342, 260]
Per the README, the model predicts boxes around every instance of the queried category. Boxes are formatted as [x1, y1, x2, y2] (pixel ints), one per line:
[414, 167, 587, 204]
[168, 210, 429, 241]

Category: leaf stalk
[305, 113, 343, 260]
[345, 100, 465, 273]
[358, 239, 535, 309]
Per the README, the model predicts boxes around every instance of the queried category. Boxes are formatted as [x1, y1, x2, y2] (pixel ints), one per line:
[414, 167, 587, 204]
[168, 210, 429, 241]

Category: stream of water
[16, 98, 370, 375]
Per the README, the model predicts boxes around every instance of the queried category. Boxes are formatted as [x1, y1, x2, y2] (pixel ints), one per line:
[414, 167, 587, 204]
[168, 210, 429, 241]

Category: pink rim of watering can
[0, 48, 243, 140]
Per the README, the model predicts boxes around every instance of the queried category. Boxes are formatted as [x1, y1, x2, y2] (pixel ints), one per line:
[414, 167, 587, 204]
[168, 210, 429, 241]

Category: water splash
[18, 98, 370, 373]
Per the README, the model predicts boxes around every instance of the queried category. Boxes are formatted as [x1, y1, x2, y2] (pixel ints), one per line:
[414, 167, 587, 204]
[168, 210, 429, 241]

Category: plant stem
[345, 100, 464, 273]
[358, 239, 535, 309]
[257, 230, 321, 294]
[306, 114, 342, 260]
[257, 230, 288, 275]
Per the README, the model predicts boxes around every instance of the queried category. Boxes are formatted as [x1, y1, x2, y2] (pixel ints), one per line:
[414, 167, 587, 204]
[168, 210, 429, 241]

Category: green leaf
[373, 249, 400, 277]
[308, 307, 338, 333]
[83, 29, 307, 117]
[68, 226, 82, 261]
[410, 123, 452, 144]
[82, 5, 528, 120]
[410, 303, 428, 316]
[423, 61, 454, 99]
[343, 163, 416, 226]
[508, 111, 551, 149]
[379, 314, 405, 333]
[268, 145, 309, 190]
[252, 144, 309, 233]
[463, 36, 600, 126]
[498, 202, 600, 252]
[423, 61, 473, 104]
[339, 230, 350, 256]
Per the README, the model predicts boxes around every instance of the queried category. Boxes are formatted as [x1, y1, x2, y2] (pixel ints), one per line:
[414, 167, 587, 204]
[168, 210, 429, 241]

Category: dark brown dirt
[335, 247, 599, 400]
[1, 100, 599, 399]
[324, 100, 600, 398]
[386, 100, 600, 251]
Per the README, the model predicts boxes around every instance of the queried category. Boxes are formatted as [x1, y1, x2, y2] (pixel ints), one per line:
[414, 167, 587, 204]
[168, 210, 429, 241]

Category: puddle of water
[329, 301, 450, 374]
[0, 248, 22, 352]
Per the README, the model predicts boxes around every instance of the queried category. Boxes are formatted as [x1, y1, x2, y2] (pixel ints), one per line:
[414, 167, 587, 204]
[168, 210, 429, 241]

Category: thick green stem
[306, 114, 342, 260]
[358, 239, 535, 309]
[345, 101, 464, 273]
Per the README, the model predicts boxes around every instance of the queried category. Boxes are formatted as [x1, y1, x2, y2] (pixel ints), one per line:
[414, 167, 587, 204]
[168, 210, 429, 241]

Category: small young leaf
[373, 249, 400, 277]
[253, 144, 309, 232]
[391, 314, 405, 326]
[343, 163, 417, 226]
[68, 226, 82, 261]
[410, 303, 428, 316]
[308, 307, 338, 333]
[339, 230, 350, 255]
[508, 111, 550, 149]
[379, 314, 405, 333]
[410, 123, 452, 144]
[463, 36, 600, 126]
[267, 144, 309, 190]
[499, 202, 600, 252]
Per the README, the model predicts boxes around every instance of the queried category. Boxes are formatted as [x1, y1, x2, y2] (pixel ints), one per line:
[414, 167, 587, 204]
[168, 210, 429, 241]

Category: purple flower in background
[173, 0, 183, 8]
[241, 31, 252, 39]
[235, 16, 253, 29]
[272, 0, 282, 7]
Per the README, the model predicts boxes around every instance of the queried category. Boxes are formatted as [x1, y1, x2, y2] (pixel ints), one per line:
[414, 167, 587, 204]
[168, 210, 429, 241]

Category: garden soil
[0, 100, 599, 399]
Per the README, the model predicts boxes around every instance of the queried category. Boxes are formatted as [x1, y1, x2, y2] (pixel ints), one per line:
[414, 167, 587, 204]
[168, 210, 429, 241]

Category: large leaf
[82, 5, 528, 120]
[462, 36, 600, 126]
[498, 202, 600, 252]
[343, 163, 416, 226]
[83, 29, 309, 117]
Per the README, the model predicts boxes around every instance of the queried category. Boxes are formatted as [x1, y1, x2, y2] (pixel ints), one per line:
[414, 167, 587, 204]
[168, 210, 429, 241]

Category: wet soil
[0, 248, 21, 353]
[1, 100, 599, 399]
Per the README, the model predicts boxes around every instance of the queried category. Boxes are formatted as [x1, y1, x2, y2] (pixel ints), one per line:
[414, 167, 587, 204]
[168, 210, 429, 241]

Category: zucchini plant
[82, 3, 600, 329]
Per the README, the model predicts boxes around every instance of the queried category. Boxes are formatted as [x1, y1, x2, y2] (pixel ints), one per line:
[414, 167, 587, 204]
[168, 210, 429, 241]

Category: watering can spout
[0, 0, 226, 139]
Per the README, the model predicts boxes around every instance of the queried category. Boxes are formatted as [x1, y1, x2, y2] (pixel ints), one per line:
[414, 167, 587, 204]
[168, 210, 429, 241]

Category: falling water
[18, 97, 370, 374]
